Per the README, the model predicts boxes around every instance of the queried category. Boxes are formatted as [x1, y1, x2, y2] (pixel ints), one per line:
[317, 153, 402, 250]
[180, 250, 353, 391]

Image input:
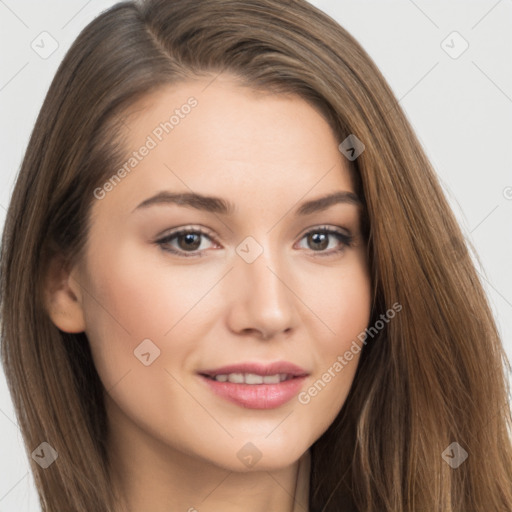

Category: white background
[0, 1, 511, 510]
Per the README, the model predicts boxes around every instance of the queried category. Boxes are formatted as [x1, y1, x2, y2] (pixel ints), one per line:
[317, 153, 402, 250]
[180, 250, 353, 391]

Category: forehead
[93, 77, 357, 217]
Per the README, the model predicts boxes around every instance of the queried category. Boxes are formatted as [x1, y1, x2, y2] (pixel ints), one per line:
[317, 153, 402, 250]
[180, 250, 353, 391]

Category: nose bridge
[239, 234, 287, 299]
[230, 233, 297, 335]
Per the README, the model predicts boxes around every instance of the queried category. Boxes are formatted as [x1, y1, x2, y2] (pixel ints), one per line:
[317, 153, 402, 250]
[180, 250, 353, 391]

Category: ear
[43, 253, 86, 333]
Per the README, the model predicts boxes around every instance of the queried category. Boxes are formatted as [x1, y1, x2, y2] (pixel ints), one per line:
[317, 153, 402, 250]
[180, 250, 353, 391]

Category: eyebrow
[132, 190, 362, 216]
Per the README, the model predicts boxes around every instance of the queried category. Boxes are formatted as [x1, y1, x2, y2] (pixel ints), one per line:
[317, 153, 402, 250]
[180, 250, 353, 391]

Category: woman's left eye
[155, 225, 354, 258]
[295, 227, 355, 257]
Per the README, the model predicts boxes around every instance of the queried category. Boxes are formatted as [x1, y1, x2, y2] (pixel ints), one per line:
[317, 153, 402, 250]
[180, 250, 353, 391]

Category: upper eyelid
[158, 225, 218, 243]
[158, 224, 351, 241]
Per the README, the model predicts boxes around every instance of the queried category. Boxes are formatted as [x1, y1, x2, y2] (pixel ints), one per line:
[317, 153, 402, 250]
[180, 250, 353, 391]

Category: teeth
[212, 373, 291, 384]
[228, 373, 244, 384]
[245, 373, 264, 384]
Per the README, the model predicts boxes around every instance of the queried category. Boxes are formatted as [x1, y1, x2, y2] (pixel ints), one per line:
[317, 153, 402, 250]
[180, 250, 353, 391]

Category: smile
[198, 361, 309, 409]
[205, 373, 293, 384]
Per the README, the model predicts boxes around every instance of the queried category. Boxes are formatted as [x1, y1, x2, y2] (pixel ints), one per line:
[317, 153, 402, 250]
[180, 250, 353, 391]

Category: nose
[226, 242, 298, 340]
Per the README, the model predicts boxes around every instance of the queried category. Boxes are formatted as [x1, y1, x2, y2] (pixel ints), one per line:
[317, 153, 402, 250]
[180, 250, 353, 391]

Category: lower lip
[199, 375, 307, 409]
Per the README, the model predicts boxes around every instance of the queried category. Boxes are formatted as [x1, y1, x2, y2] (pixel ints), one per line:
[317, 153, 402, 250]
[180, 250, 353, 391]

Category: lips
[197, 361, 309, 409]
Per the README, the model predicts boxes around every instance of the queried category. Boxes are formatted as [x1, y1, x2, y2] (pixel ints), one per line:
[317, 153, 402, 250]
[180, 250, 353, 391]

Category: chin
[196, 434, 311, 473]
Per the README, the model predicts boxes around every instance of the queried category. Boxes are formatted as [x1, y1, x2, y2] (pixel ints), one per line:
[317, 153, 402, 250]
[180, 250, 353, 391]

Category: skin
[45, 75, 372, 512]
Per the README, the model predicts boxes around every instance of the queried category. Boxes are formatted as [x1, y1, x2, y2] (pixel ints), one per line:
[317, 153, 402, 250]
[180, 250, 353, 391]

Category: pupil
[180, 233, 200, 250]
[310, 232, 328, 250]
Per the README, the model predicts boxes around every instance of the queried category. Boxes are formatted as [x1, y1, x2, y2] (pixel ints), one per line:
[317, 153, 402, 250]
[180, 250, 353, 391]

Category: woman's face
[65, 76, 372, 472]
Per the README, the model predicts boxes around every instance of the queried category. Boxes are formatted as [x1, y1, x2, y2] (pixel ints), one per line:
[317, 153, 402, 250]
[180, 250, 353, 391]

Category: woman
[1, 0, 511, 510]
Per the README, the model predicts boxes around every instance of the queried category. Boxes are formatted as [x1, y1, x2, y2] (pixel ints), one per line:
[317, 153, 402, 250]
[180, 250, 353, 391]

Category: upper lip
[198, 361, 309, 378]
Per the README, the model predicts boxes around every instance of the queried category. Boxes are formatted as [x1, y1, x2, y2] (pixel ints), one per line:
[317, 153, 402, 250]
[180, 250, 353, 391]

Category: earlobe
[43, 254, 86, 333]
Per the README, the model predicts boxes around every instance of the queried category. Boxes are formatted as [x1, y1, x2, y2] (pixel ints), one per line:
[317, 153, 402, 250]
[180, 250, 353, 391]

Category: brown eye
[176, 232, 202, 251]
[296, 227, 354, 257]
[307, 232, 329, 251]
[156, 227, 217, 257]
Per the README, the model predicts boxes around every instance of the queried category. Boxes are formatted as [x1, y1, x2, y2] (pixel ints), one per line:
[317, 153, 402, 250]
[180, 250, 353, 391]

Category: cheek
[79, 243, 205, 438]
[82, 238, 213, 339]
[296, 257, 371, 418]
[304, 254, 372, 352]
[80, 239, 223, 388]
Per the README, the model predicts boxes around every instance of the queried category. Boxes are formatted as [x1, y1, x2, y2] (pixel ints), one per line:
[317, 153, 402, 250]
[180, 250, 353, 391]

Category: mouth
[197, 361, 309, 409]
[201, 372, 299, 384]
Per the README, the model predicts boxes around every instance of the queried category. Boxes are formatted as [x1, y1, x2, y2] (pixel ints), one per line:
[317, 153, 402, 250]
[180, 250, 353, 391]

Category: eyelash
[155, 225, 355, 259]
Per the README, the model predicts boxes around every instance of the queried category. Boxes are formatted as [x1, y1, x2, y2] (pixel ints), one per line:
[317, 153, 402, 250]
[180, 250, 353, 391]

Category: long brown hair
[1, 0, 511, 510]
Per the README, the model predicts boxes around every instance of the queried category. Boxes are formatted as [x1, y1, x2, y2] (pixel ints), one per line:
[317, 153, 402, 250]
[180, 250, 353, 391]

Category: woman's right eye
[155, 227, 218, 258]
